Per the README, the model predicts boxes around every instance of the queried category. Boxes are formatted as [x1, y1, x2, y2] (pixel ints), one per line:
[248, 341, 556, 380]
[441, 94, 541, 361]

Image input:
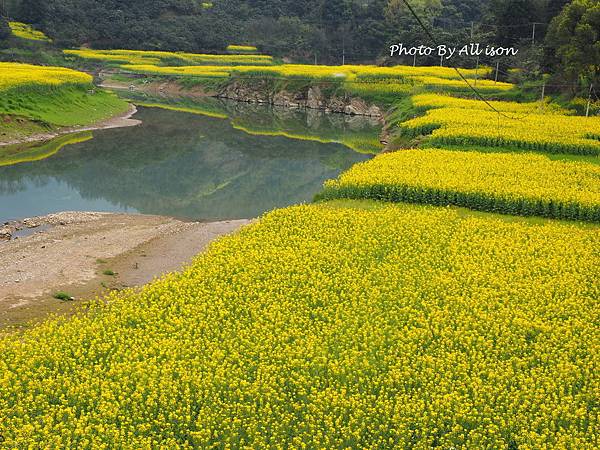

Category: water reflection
[0, 104, 371, 221]
[127, 94, 385, 154]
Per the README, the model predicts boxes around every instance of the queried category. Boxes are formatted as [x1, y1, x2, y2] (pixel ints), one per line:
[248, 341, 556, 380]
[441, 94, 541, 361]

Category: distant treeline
[1, 0, 598, 89]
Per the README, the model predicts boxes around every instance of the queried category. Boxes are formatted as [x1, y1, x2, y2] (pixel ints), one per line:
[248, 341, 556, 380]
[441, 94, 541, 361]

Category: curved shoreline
[0, 103, 141, 147]
[0, 211, 251, 330]
[101, 77, 392, 149]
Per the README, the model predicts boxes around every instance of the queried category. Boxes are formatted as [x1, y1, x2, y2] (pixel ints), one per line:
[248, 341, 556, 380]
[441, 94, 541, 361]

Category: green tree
[488, 0, 541, 46]
[546, 0, 572, 22]
[545, 0, 600, 86]
[0, 16, 11, 41]
[386, 0, 443, 23]
[16, 0, 47, 23]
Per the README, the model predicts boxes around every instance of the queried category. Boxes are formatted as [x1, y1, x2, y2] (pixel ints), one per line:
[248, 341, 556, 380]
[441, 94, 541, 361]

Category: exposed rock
[307, 86, 324, 109]
[367, 105, 383, 117]
[327, 96, 348, 114]
[0, 227, 11, 240]
[219, 80, 271, 104]
[272, 91, 298, 108]
[344, 98, 369, 115]
[217, 81, 382, 118]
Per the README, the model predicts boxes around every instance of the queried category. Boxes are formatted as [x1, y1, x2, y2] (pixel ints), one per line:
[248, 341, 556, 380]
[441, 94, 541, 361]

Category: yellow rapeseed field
[64, 49, 275, 66]
[119, 63, 232, 78]
[0, 62, 93, 92]
[118, 61, 510, 87]
[0, 63, 127, 131]
[5, 44, 597, 450]
[411, 93, 567, 114]
[8, 21, 51, 42]
[353, 65, 491, 80]
[410, 76, 513, 91]
[226, 44, 258, 53]
[0, 201, 598, 448]
[400, 105, 600, 155]
[321, 149, 600, 222]
[120, 63, 354, 79]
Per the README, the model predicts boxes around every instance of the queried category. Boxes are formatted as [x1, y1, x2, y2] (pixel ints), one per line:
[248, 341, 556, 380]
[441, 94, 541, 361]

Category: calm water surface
[0, 100, 376, 222]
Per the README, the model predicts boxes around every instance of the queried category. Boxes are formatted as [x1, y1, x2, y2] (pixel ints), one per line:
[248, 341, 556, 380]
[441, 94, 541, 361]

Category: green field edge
[317, 184, 600, 224]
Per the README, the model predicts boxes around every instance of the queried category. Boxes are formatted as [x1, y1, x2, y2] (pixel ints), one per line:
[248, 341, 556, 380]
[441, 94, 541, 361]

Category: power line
[399, 0, 527, 120]
[433, 17, 549, 30]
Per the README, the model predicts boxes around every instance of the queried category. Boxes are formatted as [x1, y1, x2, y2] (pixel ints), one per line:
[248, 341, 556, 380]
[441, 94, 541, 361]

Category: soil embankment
[0, 211, 250, 330]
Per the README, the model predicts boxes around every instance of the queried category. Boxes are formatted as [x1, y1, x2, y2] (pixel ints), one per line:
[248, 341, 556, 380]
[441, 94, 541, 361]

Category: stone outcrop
[217, 81, 382, 117]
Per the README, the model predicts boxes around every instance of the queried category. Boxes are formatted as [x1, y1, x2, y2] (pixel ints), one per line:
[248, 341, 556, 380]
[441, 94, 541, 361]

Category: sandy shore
[0, 104, 141, 147]
[0, 211, 250, 330]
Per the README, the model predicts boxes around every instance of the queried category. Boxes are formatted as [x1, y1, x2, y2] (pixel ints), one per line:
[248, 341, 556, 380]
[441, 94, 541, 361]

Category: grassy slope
[0, 85, 128, 126]
[3, 87, 126, 126]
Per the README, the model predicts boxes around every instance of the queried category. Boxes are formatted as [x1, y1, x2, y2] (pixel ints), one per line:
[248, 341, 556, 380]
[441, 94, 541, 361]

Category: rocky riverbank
[217, 81, 383, 117]
[99, 71, 384, 118]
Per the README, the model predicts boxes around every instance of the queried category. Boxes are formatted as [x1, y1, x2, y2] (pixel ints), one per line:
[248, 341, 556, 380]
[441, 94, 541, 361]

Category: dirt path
[0, 212, 250, 330]
[0, 104, 141, 147]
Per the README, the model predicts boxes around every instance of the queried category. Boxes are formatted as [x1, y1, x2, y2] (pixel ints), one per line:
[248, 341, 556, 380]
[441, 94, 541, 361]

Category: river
[0, 97, 380, 222]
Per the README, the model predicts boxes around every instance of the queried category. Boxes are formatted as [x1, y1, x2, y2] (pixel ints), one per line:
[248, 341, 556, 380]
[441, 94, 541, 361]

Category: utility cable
[400, 0, 534, 120]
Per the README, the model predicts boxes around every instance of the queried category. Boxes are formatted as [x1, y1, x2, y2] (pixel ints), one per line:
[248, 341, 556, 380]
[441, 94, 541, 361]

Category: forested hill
[3, 0, 564, 58]
[1, 0, 597, 88]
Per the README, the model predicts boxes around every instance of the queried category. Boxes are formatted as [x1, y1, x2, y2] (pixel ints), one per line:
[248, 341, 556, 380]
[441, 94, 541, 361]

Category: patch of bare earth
[0, 211, 250, 331]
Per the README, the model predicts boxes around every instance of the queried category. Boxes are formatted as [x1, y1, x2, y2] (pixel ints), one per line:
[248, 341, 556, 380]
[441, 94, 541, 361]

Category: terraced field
[320, 149, 600, 222]
[8, 22, 51, 42]
[64, 49, 275, 66]
[400, 104, 600, 155]
[226, 45, 259, 54]
[66, 49, 513, 97]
